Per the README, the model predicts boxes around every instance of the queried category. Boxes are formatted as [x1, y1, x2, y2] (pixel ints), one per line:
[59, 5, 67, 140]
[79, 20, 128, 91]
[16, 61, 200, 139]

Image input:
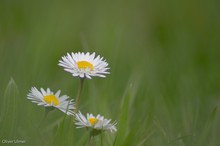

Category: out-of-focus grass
[0, 0, 220, 145]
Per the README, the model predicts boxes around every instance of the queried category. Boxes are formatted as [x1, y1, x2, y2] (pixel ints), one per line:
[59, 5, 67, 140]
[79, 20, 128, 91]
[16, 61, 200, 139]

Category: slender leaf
[0, 78, 19, 138]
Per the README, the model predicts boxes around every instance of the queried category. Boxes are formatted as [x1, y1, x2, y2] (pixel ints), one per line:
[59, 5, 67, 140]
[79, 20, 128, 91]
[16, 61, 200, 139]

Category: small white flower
[75, 111, 117, 133]
[58, 52, 110, 79]
[27, 87, 75, 115]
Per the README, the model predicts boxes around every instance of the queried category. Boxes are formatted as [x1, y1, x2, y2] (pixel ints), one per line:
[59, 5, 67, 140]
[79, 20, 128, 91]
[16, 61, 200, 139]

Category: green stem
[87, 134, 93, 146]
[39, 107, 54, 127]
[100, 131, 104, 146]
[74, 78, 84, 113]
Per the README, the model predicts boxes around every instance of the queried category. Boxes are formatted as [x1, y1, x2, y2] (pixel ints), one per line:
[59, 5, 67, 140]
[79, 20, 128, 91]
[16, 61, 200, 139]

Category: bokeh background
[0, 0, 220, 146]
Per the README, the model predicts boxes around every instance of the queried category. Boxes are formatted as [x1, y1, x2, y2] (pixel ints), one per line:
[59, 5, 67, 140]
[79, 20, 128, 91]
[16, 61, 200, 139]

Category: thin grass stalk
[75, 78, 84, 113]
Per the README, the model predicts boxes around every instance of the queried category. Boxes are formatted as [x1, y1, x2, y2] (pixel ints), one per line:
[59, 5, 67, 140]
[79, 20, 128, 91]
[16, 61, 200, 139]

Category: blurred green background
[0, 0, 220, 145]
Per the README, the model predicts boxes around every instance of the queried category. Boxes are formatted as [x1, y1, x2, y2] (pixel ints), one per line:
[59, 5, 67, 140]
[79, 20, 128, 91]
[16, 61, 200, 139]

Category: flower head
[58, 52, 110, 79]
[75, 111, 117, 133]
[27, 87, 75, 115]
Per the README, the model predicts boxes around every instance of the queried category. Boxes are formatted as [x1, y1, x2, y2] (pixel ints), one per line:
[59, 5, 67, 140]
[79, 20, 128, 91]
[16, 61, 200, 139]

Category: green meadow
[0, 0, 220, 145]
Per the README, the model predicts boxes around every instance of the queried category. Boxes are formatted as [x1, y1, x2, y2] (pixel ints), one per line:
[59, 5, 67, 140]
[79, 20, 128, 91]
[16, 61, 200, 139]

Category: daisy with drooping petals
[75, 111, 117, 133]
[27, 87, 75, 115]
[58, 52, 110, 79]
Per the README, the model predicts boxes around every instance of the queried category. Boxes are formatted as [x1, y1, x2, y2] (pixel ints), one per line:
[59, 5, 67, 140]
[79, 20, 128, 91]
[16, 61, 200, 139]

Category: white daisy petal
[40, 88, 46, 96]
[27, 87, 75, 116]
[58, 52, 110, 79]
[55, 90, 61, 97]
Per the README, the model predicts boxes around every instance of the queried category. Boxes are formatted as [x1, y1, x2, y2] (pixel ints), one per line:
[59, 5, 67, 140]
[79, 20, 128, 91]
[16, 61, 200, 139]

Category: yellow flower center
[89, 117, 97, 125]
[77, 61, 93, 71]
[43, 95, 60, 106]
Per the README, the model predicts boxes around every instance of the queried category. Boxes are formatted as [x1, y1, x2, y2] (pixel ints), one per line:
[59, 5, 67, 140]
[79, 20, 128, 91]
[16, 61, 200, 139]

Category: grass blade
[0, 78, 19, 138]
[114, 84, 132, 146]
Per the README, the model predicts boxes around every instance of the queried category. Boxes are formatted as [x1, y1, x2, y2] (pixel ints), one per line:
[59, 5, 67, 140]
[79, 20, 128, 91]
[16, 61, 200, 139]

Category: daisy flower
[75, 111, 117, 133]
[27, 87, 75, 115]
[58, 52, 110, 79]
